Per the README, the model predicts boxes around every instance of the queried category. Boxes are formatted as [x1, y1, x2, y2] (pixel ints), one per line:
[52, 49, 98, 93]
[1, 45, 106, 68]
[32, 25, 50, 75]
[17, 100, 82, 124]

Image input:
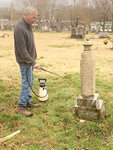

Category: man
[14, 7, 40, 117]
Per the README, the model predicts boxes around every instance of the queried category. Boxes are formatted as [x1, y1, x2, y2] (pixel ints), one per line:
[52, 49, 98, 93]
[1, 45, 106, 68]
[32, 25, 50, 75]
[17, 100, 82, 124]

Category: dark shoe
[16, 105, 33, 117]
[27, 102, 40, 108]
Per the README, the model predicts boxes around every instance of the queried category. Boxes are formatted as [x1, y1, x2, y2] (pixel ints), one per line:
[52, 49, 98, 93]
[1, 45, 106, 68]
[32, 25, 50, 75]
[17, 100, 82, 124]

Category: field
[0, 31, 113, 150]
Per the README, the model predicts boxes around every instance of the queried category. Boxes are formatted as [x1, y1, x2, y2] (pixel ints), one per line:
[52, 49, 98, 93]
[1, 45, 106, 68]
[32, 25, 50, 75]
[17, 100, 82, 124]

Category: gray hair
[24, 6, 37, 15]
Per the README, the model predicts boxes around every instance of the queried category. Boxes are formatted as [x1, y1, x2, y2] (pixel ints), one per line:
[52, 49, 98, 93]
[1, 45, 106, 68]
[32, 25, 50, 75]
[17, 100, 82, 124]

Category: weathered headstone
[71, 26, 85, 38]
[75, 39, 105, 121]
[99, 32, 109, 38]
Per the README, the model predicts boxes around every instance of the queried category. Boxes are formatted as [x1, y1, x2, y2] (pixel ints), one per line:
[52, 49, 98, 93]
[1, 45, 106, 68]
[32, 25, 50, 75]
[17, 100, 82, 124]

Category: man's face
[26, 11, 38, 25]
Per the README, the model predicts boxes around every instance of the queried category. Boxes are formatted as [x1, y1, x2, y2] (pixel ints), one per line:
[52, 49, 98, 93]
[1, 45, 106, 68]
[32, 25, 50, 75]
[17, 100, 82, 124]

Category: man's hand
[33, 63, 40, 69]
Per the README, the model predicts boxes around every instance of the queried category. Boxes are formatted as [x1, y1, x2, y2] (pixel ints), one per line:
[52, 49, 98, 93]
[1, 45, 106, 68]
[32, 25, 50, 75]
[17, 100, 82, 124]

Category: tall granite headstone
[75, 39, 105, 121]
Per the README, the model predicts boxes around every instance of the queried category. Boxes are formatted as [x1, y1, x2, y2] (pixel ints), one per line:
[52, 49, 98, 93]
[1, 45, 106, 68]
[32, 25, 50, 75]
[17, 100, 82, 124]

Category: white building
[90, 22, 112, 32]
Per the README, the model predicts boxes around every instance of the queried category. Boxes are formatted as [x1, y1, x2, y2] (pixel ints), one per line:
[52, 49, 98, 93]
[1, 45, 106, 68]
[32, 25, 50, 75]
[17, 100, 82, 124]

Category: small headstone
[99, 32, 109, 38]
[75, 39, 106, 121]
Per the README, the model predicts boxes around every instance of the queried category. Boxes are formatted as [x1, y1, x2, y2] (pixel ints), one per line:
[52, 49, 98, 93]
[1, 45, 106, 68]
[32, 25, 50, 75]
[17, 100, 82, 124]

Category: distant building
[90, 22, 112, 33]
[0, 19, 17, 30]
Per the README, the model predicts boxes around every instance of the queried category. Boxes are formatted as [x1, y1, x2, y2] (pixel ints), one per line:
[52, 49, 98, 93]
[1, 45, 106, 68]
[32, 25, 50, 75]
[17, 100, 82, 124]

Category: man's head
[24, 7, 38, 25]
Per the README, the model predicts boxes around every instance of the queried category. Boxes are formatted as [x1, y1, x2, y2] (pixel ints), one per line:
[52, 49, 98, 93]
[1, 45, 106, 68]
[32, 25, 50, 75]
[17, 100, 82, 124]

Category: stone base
[71, 35, 84, 38]
[77, 94, 99, 108]
[75, 97, 106, 121]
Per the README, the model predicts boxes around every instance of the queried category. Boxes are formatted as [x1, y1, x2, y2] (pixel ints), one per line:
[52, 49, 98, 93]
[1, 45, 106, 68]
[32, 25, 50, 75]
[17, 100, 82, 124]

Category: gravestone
[75, 39, 105, 121]
[71, 26, 85, 38]
[99, 32, 110, 38]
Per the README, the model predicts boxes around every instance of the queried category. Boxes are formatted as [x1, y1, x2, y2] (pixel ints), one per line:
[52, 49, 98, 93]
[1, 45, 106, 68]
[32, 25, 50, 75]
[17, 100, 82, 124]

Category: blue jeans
[19, 66, 34, 107]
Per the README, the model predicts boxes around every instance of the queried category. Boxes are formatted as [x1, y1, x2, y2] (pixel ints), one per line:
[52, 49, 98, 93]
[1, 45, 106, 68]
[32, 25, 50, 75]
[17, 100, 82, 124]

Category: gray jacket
[14, 18, 37, 66]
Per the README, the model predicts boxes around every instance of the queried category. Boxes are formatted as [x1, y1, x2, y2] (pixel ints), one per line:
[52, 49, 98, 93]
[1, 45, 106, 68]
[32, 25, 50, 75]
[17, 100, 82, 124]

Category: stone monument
[75, 39, 105, 121]
[71, 26, 85, 38]
[99, 32, 110, 38]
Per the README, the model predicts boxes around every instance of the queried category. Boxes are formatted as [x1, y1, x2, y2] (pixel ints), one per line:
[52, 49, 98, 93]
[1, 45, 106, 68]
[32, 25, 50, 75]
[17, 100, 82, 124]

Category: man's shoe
[27, 102, 40, 108]
[16, 105, 33, 117]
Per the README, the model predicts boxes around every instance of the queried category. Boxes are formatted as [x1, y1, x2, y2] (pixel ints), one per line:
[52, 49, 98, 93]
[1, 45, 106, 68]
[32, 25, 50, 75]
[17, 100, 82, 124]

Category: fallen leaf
[102, 132, 106, 136]
[76, 135, 81, 138]
[103, 141, 109, 146]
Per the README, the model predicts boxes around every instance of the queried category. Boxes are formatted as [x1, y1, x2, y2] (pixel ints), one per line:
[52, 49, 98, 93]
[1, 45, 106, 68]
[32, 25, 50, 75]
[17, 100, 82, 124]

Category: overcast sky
[0, 0, 72, 8]
[0, 0, 11, 7]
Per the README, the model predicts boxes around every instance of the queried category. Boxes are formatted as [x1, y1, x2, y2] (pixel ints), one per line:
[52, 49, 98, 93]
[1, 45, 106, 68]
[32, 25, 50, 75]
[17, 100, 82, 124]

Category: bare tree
[65, 0, 90, 27]
[92, 0, 111, 31]
[11, 0, 113, 32]
[0, 8, 10, 19]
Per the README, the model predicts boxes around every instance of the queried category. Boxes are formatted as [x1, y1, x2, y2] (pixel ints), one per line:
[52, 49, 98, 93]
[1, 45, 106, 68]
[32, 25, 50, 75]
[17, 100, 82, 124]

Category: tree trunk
[112, 14, 113, 33]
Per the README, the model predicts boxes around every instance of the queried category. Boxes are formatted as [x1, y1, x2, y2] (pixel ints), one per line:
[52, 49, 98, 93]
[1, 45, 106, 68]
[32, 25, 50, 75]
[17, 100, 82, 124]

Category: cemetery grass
[0, 31, 113, 149]
[0, 73, 113, 150]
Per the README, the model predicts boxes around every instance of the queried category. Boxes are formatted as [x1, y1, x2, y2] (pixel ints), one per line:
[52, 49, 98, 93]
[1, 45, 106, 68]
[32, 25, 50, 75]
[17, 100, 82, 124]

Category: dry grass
[0, 31, 113, 80]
